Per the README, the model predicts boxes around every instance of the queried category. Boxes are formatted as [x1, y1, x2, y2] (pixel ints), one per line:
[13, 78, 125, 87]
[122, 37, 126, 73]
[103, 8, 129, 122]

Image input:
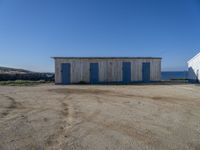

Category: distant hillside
[0, 66, 33, 74]
[0, 66, 54, 81]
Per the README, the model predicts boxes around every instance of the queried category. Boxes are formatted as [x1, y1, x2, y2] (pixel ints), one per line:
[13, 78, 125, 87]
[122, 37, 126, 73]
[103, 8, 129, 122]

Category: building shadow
[66, 80, 193, 86]
[188, 67, 199, 83]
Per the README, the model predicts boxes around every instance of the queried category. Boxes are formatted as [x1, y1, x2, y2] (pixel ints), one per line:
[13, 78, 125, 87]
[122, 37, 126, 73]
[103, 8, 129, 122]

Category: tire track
[44, 94, 75, 149]
[0, 94, 23, 118]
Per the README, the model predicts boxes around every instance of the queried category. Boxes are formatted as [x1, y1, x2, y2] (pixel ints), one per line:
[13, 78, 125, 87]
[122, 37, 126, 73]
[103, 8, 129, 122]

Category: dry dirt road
[0, 84, 200, 150]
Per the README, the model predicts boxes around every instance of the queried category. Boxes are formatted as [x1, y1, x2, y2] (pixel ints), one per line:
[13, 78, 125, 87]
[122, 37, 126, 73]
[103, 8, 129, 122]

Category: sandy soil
[0, 84, 200, 150]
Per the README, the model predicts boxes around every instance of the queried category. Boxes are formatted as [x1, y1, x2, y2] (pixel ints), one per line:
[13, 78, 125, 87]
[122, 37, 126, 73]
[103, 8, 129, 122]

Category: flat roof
[52, 57, 162, 59]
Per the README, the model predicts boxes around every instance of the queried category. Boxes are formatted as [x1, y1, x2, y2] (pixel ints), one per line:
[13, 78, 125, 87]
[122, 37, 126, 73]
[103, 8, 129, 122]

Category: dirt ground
[0, 84, 200, 150]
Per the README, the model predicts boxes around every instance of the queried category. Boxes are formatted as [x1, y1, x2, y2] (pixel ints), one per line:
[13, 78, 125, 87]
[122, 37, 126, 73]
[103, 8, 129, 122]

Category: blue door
[142, 62, 150, 82]
[61, 63, 71, 85]
[90, 63, 99, 84]
[123, 62, 131, 83]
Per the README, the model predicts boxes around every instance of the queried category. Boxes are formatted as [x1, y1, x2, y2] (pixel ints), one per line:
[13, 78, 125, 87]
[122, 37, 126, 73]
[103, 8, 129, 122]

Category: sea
[161, 71, 188, 80]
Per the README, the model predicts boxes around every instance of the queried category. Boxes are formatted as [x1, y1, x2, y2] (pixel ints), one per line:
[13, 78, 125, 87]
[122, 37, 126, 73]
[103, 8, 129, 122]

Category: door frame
[122, 62, 131, 83]
[142, 62, 151, 82]
[90, 63, 99, 84]
[61, 63, 71, 85]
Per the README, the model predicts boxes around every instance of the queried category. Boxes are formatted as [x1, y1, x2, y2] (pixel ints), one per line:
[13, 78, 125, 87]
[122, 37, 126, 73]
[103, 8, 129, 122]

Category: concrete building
[188, 52, 200, 83]
[53, 57, 162, 84]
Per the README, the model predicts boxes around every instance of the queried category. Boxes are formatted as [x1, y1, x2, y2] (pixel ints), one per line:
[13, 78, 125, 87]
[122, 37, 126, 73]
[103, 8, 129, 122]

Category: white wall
[188, 53, 200, 82]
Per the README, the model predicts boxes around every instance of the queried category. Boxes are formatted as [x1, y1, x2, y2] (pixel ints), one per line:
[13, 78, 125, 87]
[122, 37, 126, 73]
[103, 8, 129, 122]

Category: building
[53, 57, 162, 84]
[188, 52, 200, 83]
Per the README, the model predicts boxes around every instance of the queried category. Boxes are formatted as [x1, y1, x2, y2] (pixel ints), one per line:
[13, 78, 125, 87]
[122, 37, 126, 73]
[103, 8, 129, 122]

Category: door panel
[61, 63, 71, 85]
[142, 62, 150, 82]
[90, 63, 99, 83]
[123, 62, 131, 83]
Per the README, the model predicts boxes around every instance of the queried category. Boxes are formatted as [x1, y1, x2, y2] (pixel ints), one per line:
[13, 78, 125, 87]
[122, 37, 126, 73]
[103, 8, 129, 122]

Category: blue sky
[0, 0, 200, 72]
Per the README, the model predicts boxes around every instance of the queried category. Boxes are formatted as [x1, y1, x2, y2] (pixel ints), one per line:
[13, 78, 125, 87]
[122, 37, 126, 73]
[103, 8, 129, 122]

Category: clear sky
[0, 0, 200, 72]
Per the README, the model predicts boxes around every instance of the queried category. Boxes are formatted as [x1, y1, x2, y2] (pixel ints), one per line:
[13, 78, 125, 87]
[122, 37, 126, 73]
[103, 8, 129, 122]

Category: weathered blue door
[90, 63, 99, 83]
[61, 63, 71, 85]
[142, 62, 150, 82]
[123, 62, 131, 83]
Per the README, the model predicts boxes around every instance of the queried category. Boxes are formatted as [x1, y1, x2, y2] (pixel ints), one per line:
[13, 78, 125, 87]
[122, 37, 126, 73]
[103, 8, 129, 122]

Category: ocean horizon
[161, 71, 188, 80]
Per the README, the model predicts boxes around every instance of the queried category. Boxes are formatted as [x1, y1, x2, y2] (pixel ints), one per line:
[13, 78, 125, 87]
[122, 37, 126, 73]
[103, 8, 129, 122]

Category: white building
[188, 52, 200, 83]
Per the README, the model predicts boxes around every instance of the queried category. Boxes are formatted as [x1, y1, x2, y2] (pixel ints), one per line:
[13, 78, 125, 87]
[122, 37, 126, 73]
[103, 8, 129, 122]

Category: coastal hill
[0, 66, 33, 74]
[0, 66, 54, 81]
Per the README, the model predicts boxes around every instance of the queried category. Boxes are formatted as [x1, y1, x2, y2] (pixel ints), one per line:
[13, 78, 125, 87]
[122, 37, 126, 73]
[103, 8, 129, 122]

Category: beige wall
[54, 58, 161, 84]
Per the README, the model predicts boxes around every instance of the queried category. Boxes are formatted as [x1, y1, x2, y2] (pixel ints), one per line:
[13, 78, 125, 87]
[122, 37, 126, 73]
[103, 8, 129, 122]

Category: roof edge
[188, 52, 200, 64]
[52, 57, 162, 59]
